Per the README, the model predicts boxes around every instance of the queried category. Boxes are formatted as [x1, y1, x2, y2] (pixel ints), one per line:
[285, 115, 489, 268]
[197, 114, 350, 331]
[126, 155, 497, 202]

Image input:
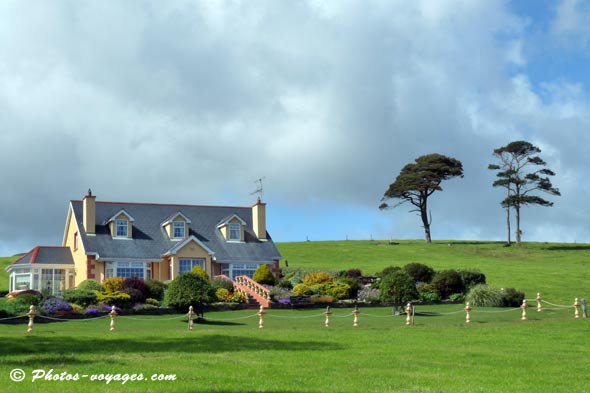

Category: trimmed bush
[146, 298, 160, 306]
[164, 272, 212, 311]
[417, 283, 441, 303]
[211, 278, 235, 292]
[459, 270, 487, 289]
[335, 277, 359, 298]
[345, 269, 363, 279]
[102, 277, 124, 292]
[121, 277, 149, 303]
[96, 291, 132, 309]
[276, 278, 293, 290]
[379, 266, 402, 278]
[465, 284, 503, 307]
[231, 291, 248, 303]
[379, 270, 419, 305]
[77, 279, 103, 292]
[216, 288, 231, 302]
[303, 272, 334, 286]
[501, 288, 525, 307]
[403, 263, 435, 283]
[310, 295, 335, 304]
[191, 265, 210, 280]
[63, 289, 97, 307]
[431, 270, 465, 299]
[324, 281, 351, 300]
[145, 279, 166, 301]
[293, 283, 312, 296]
[253, 264, 276, 285]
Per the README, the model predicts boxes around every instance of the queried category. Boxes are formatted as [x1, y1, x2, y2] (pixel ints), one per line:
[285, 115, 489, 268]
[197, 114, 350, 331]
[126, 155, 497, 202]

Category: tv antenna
[250, 177, 266, 201]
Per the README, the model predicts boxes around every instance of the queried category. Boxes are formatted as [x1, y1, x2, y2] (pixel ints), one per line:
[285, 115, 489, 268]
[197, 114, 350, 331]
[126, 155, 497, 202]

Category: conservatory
[5, 247, 75, 296]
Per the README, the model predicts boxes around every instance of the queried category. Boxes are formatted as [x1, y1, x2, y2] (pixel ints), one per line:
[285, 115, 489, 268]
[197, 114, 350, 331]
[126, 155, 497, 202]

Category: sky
[1, 0, 589, 256]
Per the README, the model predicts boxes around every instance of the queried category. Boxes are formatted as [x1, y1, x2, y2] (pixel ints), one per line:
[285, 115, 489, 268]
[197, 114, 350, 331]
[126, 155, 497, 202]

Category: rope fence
[2, 294, 586, 333]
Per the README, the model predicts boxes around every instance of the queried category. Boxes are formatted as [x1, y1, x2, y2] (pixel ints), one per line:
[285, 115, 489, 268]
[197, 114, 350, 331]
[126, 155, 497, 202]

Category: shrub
[303, 272, 334, 286]
[357, 287, 380, 303]
[164, 272, 212, 311]
[121, 277, 149, 303]
[501, 288, 525, 307]
[63, 289, 98, 307]
[253, 264, 276, 285]
[211, 278, 235, 292]
[41, 297, 72, 314]
[293, 283, 312, 296]
[431, 270, 465, 299]
[459, 270, 487, 289]
[346, 269, 363, 279]
[133, 304, 159, 312]
[231, 291, 248, 303]
[449, 293, 465, 302]
[7, 290, 43, 306]
[419, 291, 441, 303]
[276, 278, 293, 290]
[403, 263, 435, 283]
[102, 277, 124, 292]
[0, 297, 34, 317]
[191, 265, 210, 280]
[84, 307, 102, 317]
[145, 279, 166, 301]
[77, 279, 103, 292]
[216, 288, 231, 302]
[324, 281, 351, 300]
[310, 295, 335, 304]
[465, 284, 503, 307]
[379, 266, 402, 278]
[379, 270, 419, 304]
[96, 291, 132, 309]
[337, 277, 361, 298]
[146, 298, 160, 306]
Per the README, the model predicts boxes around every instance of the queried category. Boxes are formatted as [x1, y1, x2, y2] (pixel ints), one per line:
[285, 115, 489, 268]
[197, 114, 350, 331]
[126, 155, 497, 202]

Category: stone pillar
[324, 306, 332, 328]
[258, 305, 266, 329]
[405, 303, 412, 326]
[352, 305, 360, 327]
[109, 305, 117, 332]
[187, 306, 196, 331]
[536, 293, 542, 312]
[27, 305, 36, 333]
[464, 302, 472, 324]
[573, 298, 580, 319]
[521, 300, 528, 321]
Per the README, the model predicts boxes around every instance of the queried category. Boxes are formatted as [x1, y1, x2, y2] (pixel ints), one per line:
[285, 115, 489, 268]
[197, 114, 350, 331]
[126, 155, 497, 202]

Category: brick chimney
[252, 198, 267, 240]
[83, 189, 96, 235]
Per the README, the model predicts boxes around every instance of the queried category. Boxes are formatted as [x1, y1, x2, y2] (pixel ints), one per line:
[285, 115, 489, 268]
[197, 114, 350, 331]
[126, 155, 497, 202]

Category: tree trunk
[506, 187, 511, 246]
[515, 203, 521, 246]
[421, 199, 432, 244]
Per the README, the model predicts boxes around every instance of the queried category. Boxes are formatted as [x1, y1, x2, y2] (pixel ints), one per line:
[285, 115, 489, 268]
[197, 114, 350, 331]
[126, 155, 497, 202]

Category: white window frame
[115, 219, 128, 237]
[105, 261, 147, 280]
[228, 223, 241, 241]
[179, 258, 205, 274]
[173, 221, 185, 239]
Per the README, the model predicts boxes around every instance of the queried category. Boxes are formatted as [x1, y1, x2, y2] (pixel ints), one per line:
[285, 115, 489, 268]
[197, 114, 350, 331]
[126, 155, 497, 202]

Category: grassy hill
[0, 256, 17, 292]
[276, 240, 590, 304]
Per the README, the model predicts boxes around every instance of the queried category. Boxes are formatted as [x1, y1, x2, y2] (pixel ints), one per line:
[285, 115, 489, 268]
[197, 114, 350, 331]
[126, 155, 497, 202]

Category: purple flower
[42, 298, 72, 314]
[279, 298, 291, 304]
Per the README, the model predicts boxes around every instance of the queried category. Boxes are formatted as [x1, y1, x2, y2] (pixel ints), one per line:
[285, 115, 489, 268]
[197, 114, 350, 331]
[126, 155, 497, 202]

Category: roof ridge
[30, 247, 40, 264]
[71, 200, 249, 209]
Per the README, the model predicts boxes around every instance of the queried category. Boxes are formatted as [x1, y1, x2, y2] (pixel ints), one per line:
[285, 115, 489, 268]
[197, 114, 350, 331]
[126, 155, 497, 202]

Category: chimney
[83, 189, 96, 235]
[252, 198, 267, 240]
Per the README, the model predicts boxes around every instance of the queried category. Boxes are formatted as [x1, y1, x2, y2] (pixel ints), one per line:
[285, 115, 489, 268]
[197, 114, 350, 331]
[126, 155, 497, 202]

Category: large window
[115, 219, 128, 237]
[9, 267, 68, 296]
[106, 262, 148, 279]
[173, 222, 185, 239]
[179, 258, 205, 274]
[229, 223, 241, 241]
[221, 263, 258, 279]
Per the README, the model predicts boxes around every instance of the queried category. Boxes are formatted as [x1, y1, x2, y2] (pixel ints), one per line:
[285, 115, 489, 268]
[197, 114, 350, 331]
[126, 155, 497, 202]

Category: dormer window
[116, 219, 128, 237]
[229, 223, 241, 241]
[173, 221, 185, 239]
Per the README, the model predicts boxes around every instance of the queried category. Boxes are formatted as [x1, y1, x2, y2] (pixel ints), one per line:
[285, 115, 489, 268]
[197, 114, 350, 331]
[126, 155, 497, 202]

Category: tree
[488, 141, 560, 246]
[379, 270, 419, 305]
[164, 272, 211, 311]
[380, 154, 464, 243]
[252, 264, 276, 285]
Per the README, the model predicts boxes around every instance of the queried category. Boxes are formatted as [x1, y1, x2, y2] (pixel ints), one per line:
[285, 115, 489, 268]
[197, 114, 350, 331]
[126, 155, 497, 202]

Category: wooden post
[258, 305, 266, 329]
[405, 303, 412, 326]
[324, 306, 332, 328]
[109, 305, 117, 332]
[352, 305, 360, 327]
[464, 302, 472, 324]
[536, 293, 542, 312]
[27, 305, 36, 333]
[521, 300, 528, 321]
[187, 306, 196, 331]
[573, 298, 580, 319]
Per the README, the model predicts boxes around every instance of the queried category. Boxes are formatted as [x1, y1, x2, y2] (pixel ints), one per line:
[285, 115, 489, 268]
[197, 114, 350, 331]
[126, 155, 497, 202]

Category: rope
[119, 315, 186, 321]
[266, 313, 325, 319]
[436, 309, 466, 316]
[37, 314, 110, 322]
[0, 314, 28, 321]
[473, 307, 521, 314]
[204, 313, 259, 321]
[362, 313, 393, 318]
[332, 313, 353, 318]
[541, 300, 574, 308]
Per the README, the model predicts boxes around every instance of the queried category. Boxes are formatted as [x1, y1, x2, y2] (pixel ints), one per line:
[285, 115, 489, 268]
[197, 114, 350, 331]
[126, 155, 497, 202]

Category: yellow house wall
[83, 196, 95, 234]
[252, 202, 267, 239]
[63, 209, 92, 287]
[110, 213, 133, 238]
[170, 241, 211, 279]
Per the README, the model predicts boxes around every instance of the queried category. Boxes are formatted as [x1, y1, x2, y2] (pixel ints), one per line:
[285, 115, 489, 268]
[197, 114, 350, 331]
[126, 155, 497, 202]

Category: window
[221, 263, 258, 279]
[179, 258, 205, 274]
[116, 219, 128, 237]
[74, 232, 78, 250]
[105, 262, 146, 279]
[229, 223, 241, 241]
[173, 222, 185, 239]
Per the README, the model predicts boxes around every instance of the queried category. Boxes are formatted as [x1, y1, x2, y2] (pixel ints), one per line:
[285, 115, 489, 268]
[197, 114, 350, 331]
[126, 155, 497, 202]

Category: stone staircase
[215, 274, 272, 309]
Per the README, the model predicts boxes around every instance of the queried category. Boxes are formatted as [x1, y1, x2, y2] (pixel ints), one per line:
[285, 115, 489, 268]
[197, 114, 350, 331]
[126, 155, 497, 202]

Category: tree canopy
[380, 153, 464, 243]
[488, 140, 560, 246]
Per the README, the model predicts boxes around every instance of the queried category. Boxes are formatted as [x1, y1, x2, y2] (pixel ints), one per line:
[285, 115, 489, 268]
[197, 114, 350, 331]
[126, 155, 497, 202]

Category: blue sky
[0, 0, 589, 256]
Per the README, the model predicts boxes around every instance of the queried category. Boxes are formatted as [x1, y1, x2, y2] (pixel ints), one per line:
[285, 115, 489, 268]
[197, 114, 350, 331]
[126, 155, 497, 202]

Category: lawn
[1, 305, 588, 393]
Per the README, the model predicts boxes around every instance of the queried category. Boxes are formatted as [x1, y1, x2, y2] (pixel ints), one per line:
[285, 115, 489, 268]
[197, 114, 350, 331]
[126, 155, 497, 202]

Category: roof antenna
[250, 177, 265, 202]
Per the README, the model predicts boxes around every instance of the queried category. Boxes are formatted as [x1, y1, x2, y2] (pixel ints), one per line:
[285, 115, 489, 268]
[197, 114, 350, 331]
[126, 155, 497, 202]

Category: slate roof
[8, 246, 74, 269]
[70, 200, 282, 263]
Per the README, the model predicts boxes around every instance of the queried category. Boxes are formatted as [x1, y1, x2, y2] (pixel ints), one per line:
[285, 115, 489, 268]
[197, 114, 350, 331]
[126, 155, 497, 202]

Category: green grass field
[0, 256, 17, 292]
[1, 240, 589, 392]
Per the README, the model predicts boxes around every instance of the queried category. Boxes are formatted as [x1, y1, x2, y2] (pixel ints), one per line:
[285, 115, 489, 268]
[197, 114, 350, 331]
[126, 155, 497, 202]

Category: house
[6, 191, 283, 296]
